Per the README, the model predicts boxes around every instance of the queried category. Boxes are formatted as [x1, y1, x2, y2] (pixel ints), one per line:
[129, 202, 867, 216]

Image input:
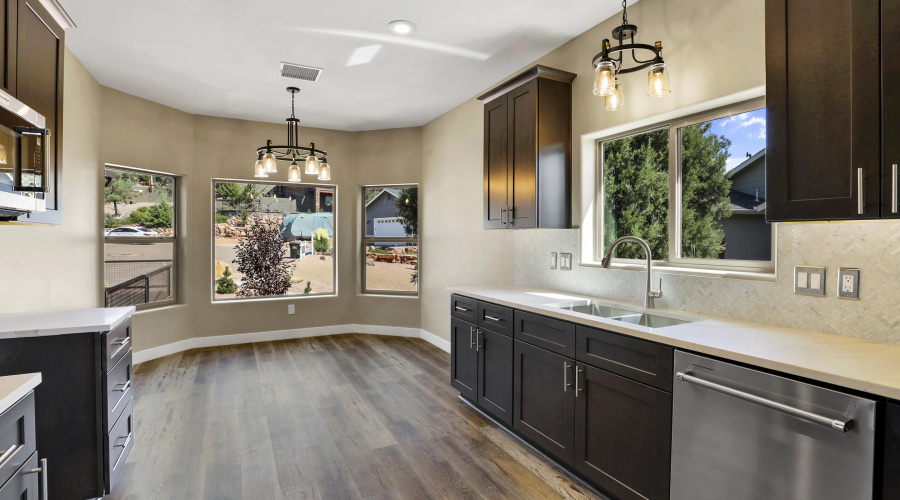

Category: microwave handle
[12, 126, 50, 193]
[13, 126, 50, 136]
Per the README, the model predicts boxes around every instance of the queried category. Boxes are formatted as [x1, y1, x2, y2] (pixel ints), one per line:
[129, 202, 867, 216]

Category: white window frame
[597, 97, 775, 275]
[211, 178, 338, 302]
[361, 184, 419, 296]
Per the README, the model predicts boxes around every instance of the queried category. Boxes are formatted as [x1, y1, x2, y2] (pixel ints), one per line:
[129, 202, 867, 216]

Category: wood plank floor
[108, 334, 602, 500]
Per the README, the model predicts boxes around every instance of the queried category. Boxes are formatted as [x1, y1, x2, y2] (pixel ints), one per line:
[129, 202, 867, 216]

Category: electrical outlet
[794, 266, 826, 296]
[550, 252, 558, 270]
[837, 267, 860, 300]
[560, 253, 573, 271]
[288, 304, 295, 315]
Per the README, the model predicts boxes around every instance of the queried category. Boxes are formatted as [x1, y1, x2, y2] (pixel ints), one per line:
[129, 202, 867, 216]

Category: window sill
[358, 292, 419, 299]
[211, 293, 338, 305]
[579, 259, 777, 282]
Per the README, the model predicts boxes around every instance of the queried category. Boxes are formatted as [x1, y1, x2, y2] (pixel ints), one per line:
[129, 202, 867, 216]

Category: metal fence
[105, 260, 173, 307]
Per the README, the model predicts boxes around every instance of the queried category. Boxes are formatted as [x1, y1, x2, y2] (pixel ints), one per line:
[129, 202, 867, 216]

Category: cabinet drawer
[105, 397, 134, 494]
[103, 349, 133, 433]
[513, 311, 576, 358]
[103, 317, 132, 372]
[0, 392, 35, 489]
[0, 451, 38, 500]
[451, 294, 478, 323]
[576, 326, 673, 392]
[476, 301, 513, 336]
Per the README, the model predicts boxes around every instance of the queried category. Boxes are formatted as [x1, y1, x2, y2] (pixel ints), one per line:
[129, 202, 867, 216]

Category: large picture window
[213, 181, 336, 300]
[362, 185, 418, 295]
[103, 166, 177, 308]
[600, 98, 773, 272]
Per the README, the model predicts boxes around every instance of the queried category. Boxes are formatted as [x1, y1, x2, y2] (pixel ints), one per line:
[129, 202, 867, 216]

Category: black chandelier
[591, 0, 671, 111]
[254, 86, 331, 181]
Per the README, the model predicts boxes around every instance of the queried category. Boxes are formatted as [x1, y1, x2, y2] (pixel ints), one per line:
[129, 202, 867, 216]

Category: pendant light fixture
[592, 0, 671, 109]
[252, 87, 333, 181]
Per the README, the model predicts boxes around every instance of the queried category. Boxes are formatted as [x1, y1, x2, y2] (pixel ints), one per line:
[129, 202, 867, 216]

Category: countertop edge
[448, 285, 900, 401]
[0, 306, 135, 338]
[0, 373, 41, 415]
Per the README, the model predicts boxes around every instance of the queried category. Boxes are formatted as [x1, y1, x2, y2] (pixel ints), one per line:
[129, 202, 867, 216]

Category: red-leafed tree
[234, 217, 292, 297]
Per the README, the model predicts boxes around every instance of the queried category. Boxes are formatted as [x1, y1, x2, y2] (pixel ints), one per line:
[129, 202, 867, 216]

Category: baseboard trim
[133, 325, 449, 364]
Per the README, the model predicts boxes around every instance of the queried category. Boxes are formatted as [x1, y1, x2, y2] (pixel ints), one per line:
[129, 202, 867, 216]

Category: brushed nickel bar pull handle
[676, 371, 851, 432]
[484, 315, 502, 322]
[858, 168, 864, 215]
[508, 206, 515, 226]
[113, 433, 132, 470]
[0, 444, 17, 465]
[114, 380, 132, 393]
[25, 458, 48, 500]
[500, 206, 508, 227]
[469, 327, 474, 349]
[563, 362, 571, 392]
[575, 366, 584, 397]
[475, 329, 481, 352]
[893, 164, 898, 214]
[111, 336, 131, 358]
[454, 306, 469, 312]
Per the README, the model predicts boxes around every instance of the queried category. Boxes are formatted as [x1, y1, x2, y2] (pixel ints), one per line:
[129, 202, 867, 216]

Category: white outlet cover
[837, 268, 861, 300]
[288, 304, 295, 315]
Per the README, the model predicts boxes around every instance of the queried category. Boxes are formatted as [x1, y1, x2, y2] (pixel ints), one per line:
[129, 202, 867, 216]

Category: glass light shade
[254, 158, 268, 178]
[263, 152, 278, 173]
[647, 62, 671, 98]
[304, 155, 319, 174]
[605, 79, 624, 111]
[287, 163, 302, 182]
[317, 161, 331, 181]
[593, 61, 616, 97]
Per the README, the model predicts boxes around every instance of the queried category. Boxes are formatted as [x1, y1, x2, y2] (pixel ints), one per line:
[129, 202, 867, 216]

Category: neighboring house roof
[365, 188, 401, 208]
[728, 148, 766, 178]
[279, 212, 334, 241]
[729, 189, 766, 214]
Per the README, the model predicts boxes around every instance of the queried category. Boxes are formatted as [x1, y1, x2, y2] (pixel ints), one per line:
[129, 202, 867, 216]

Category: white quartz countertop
[0, 373, 41, 415]
[0, 307, 134, 339]
[448, 284, 900, 400]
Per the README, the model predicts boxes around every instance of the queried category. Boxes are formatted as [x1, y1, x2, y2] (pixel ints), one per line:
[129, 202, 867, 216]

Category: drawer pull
[469, 327, 475, 349]
[23, 458, 48, 500]
[455, 306, 469, 312]
[0, 443, 18, 465]
[113, 432, 132, 470]
[484, 315, 502, 322]
[111, 336, 131, 357]
[114, 380, 132, 393]
[563, 362, 572, 392]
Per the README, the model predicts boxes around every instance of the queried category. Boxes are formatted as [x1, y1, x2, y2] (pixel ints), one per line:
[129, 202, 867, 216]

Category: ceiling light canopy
[253, 87, 333, 182]
[387, 20, 416, 35]
[592, 1, 671, 109]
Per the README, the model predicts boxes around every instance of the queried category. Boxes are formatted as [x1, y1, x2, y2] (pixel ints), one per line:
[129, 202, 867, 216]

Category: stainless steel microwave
[0, 87, 50, 219]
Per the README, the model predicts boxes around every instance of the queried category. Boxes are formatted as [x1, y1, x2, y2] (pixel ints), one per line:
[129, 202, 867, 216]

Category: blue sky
[711, 108, 767, 171]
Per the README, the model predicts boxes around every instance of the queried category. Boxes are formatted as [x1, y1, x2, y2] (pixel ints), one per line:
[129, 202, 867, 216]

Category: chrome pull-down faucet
[600, 235, 662, 309]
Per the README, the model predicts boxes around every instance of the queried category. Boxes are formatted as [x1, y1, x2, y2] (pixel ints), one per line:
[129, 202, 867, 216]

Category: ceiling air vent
[279, 62, 322, 82]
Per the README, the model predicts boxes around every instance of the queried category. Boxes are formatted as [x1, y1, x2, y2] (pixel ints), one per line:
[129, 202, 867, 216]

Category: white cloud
[725, 157, 745, 171]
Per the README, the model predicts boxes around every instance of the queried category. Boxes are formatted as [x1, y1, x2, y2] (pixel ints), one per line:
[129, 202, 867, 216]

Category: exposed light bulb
[288, 162, 302, 182]
[304, 155, 319, 174]
[317, 161, 331, 181]
[263, 152, 278, 173]
[647, 62, 671, 98]
[593, 61, 616, 97]
[605, 79, 624, 111]
[254, 158, 268, 178]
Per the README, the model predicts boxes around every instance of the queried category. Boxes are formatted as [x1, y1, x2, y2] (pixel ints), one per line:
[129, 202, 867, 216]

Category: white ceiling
[63, 0, 630, 131]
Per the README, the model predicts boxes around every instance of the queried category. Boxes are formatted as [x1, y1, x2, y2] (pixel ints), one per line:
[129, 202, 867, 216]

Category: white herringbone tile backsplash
[513, 222, 900, 344]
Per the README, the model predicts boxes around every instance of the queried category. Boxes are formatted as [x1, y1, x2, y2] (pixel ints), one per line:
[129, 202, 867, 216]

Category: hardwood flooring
[108, 334, 601, 500]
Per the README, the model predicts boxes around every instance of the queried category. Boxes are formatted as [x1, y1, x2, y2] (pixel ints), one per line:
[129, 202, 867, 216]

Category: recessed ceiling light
[388, 20, 416, 35]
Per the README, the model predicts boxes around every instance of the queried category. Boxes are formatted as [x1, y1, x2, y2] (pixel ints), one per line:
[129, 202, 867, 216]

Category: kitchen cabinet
[450, 317, 478, 401]
[513, 339, 576, 466]
[884, 402, 900, 499]
[479, 65, 575, 229]
[883, 0, 900, 218]
[0, 0, 15, 95]
[477, 327, 513, 425]
[765, 0, 881, 221]
[574, 364, 671, 500]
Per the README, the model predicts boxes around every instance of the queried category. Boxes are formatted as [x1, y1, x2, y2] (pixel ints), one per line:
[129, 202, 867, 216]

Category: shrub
[126, 199, 172, 228]
[233, 217, 293, 297]
[368, 247, 390, 254]
[313, 227, 331, 253]
[215, 213, 228, 224]
[304, 281, 312, 294]
[105, 213, 122, 228]
[216, 268, 237, 294]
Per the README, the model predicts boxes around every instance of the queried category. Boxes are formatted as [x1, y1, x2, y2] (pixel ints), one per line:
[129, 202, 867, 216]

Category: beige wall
[0, 49, 103, 316]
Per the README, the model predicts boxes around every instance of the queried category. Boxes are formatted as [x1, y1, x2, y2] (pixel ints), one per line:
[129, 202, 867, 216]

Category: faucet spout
[600, 236, 662, 309]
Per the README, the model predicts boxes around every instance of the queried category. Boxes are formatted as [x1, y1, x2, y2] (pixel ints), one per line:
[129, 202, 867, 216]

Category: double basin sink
[548, 302, 693, 329]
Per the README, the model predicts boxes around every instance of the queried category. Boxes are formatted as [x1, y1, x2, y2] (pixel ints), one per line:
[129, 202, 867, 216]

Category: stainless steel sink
[551, 301, 694, 328]
[561, 304, 636, 318]
[609, 313, 690, 328]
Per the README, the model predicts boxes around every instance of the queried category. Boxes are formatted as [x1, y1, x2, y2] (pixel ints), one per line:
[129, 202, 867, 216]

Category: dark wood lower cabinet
[574, 364, 672, 500]
[513, 339, 576, 466]
[477, 328, 513, 425]
[884, 402, 900, 498]
[450, 317, 478, 401]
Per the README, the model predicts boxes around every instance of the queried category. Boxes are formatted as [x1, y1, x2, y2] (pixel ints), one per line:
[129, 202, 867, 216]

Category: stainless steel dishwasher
[671, 351, 876, 500]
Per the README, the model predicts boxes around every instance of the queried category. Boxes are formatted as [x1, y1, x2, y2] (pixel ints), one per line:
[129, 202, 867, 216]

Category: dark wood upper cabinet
[765, 0, 881, 221]
[0, 0, 16, 95]
[479, 65, 575, 229]
[574, 364, 672, 500]
[883, 0, 900, 219]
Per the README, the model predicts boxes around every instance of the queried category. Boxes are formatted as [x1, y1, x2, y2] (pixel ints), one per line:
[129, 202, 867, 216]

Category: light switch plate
[794, 265, 826, 296]
[550, 252, 558, 270]
[560, 253, 573, 271]
[288, 304, 295, 315]
[837, 267, 861, 300]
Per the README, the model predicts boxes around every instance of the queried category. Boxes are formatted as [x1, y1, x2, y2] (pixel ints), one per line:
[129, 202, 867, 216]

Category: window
[104, 166, 177, 308]
[362, 185, 418, 295]
[213, 181, 336, 300]
[599, 98, 773, 272]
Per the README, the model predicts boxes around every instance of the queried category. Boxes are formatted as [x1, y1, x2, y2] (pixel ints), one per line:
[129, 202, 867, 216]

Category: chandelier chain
[621, 0, 628, 26]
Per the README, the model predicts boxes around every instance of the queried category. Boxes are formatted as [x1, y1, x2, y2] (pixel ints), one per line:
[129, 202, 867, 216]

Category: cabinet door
[484, 93, 509, 229]
[0, 452, 38, 500]
[476, 328, 513, 426]
[883, 0, 900, 218]
[766, 0, 880, 221]
[0, 0, 15, 95]
[16, 0, 63, 216]
[513, 339, 575, 465]
[574, 364, 672, 500]
[507, 80, 537, 228]
[884, 402, 900, 499]
[450, 318, 477, 401]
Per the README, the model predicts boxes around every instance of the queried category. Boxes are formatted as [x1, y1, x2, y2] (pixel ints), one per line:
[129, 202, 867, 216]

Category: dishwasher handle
[676, 371, 852, 433]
